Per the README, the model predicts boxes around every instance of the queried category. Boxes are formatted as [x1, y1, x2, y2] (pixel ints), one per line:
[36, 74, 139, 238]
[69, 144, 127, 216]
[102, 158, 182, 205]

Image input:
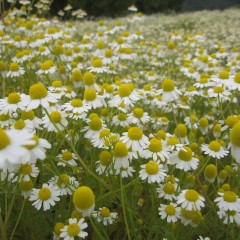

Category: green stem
[90, 217, 106, 240]
[0, 213, 7, 240]
[4, 194, 16, 229]
[10, 199, 26, 240]
[120, 175, 131, 240]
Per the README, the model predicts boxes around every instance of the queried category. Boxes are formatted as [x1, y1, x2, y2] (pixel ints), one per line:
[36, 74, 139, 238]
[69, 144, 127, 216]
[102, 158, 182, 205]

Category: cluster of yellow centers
[73, 186, 95, 210]
[146, 161, 159, 175]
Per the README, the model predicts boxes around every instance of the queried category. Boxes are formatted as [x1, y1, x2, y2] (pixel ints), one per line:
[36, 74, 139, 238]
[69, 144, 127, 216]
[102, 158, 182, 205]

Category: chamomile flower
[214, 191, 240, 211]
[87, 58, 108, 73]
[139, 160, 167, 184]
[158, 203, 181, 223]
[96, 150, 112, 175]
[127, 107, 150, 127]
[19, 179, 34, 199]
[120, 126, 149, 152]
[49, 174, 79, 196]
[6, 62, 25, 78]
[36, 60, 57, 75]
[201, 140, 229, 159]
[115, 166, 135, 178]
[229, 121, 240, 163]
[217, 209, 240, 225]
[24, 82, 60, 111]
[57, 149, 78, 167]
[60, 218, 88, 239]
[21, 110, 42, 130]
[113, 141, 131, 170]
[92, 207, 118, 226]
[0, 92, 27, 114]
[141, 137, 169, 162]
[42, 109, 68, 132]
[29, 183, 60, 211]
[73, 186, 95, 217]
[0, 128, 35, 172]
[53, 222, 64, 240]
[158, 78, 181, 103]
[83, 88, 106, 109]
[170, 146, 199, 171]
[19, 163, 39, 181]
[82, 72, 101, 91]
[112, 112, 131, 127]
[157, 181, 178, 201]
[204, 164, 217, 183]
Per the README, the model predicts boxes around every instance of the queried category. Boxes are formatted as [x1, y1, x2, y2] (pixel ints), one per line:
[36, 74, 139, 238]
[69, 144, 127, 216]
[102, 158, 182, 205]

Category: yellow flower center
[213, 124, 221, 133]
[218, 70, 229, 80]
[165, 205, 176, 215]
[52, 80, 62, 88]
[149, 138, 162, 152]
[230, 121, 240, 146]
[40, 61, 54, 70]
[21, 110, 35, 120]
[204, 164, 217, 179]
[89, 117, 102, 131]
[92, 59, 103, 68]
[62, 151, 73, 161]
[49, 111, 62, 123]
[118, 84, 131, 97]
[100, 150, 111, 165]
[105, 49, 112, 58]
[208, 140, 221, 152]
[117, 113, 127, 121]
[199, 117, 208, 128]
[199, 77, 208, 84]
[99, 129, 111, 139]
[167, 41, 175, 49]
[9, 62, 20, 72]
[213, 86, 224, 94]
[105, 84, 114, 93]
[67, 223, 80, 237]
[73, 186, 95, 209]
[71, 99, 83, 107]
[146, 161, 159, 175]
[7, 92, 21, 104]
[14, 119, 25, 130]
[234, 72, 240, 83]
[0, 61, 7, 71]
[57, 174, 70, 186]
[100, 207, 110, 218]
[163, 182, 175, 194]
[24, 135, 39, 150]
[114, 141, 128, 157]
[38, 187, 51, 200]
[178, 146, 192, 161]
[54, 222, 64, 236]
[167, 137, 180, 146]
[133, 108, 143, 118]
[185, 189, 200, 202]
[128, 127, 143, 140]
[0, 129, 11, 150]
[20, 163, 32, 175]
[96, 40, 105, 49]
[223, 191, 237, 202]
[162, 78, 175, 92]
[19, 180, 34, 191]
[225, 116, 238, 128]
[84, 88, 97, 101]
[29, 82, 48, 100]
[175, 124, 187, 138]
[83, 72, 95, 85]
[72, 69, 82, 82]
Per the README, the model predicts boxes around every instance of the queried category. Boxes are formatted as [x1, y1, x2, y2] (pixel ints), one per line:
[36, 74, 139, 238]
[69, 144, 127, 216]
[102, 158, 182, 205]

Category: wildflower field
[1, 4, 240, 240]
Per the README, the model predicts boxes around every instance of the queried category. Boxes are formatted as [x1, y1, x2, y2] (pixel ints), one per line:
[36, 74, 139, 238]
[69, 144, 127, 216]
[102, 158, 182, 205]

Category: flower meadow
[1, 3, 240, 240]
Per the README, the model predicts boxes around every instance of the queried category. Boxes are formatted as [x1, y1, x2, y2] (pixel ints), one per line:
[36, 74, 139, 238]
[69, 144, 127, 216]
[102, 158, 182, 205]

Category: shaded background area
[4, 0, 240, 18]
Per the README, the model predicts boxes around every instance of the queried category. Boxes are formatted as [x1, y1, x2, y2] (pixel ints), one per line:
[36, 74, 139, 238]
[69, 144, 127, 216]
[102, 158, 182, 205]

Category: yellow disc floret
[73, 186, 95, 210]
[149, 138, 162, 152]
[29, 82, 48, 100]
[185, 189, 199, 202]
[38, 188, 51, 200]
[230, 121, 240, 146]
[114, 141, 128, 157]
[162, 78, 175, 92]
[178, 146, 192, 161]
[128, 127, 143, 140]
[8, 92, 21, 104]
[146, 161, 159, 175]
[0, 129, 11, 150]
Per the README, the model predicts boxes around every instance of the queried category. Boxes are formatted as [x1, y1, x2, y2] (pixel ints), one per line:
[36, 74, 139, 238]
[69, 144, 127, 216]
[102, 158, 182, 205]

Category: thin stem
[0, 213, 7, 240]
[10, 199, 26, 240]
[120, 174, 131, 240]
[90, 217, 106, 240]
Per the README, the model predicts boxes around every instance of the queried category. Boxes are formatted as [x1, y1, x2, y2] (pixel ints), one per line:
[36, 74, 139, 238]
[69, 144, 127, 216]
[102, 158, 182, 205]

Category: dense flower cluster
[0, 4, 240, 240]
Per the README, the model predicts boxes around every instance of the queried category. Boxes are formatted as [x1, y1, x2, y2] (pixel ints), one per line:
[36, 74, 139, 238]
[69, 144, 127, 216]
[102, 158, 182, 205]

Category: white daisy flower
[177, 189, 205, 211]
[214, 191, 240, 212]
[139, 160, 167, 184]
[158, 203, 181, 223]
[217, 209, 240, 226]
[29, 183, 61, 211]
[0, 128, 35, 172]
[6, 62, 25, 78]
[83, 88, 106, 109]
[24, 82, 60, 111]
[60, 218, 88, 239]
[19, 163, 39, 181]
[157, 181, 178, 201]
[115, 166, 135, 178]
[169, 146, 199, 171]
[201, 140, 229, 159]
[92, 207, 118, 226]
[57, 149, 78, 167]
[120, 126, 149, 152]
